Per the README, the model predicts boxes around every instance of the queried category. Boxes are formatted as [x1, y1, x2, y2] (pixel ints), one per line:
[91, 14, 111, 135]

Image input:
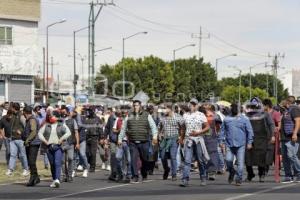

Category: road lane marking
[224, 183, 298, 200]
[39, 180, 154, 200]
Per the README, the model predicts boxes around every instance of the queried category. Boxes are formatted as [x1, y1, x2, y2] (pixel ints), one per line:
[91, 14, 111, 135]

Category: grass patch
[0, 160, 52, 184]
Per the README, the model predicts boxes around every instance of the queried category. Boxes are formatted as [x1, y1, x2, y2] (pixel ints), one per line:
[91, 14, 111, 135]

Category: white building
[0, 0, 40, 104]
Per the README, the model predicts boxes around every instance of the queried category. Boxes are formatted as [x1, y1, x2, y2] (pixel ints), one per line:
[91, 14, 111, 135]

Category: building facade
[0, 0, 40, 104]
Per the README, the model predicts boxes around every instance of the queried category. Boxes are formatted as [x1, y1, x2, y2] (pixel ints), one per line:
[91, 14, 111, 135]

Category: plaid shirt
[158, 113, 184, 138]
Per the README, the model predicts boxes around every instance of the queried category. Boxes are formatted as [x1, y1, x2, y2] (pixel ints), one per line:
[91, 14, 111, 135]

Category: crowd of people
[0, 95, 300, 188]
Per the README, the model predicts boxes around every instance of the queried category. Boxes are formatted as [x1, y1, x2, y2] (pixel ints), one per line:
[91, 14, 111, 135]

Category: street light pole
[122, 31, 147, 102]
[73, 26, 88, 105]
[215, 53, 237, 80]
[46, 19, 66, 103]
[173, 44, 196, 70]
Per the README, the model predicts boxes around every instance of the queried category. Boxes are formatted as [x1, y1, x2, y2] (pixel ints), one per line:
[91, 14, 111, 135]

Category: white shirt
[184, 111, 208, 137]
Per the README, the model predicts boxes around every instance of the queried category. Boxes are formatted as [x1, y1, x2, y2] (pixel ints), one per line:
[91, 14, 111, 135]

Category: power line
[105, 10, 185, 35]
[113, 5, 269, 58]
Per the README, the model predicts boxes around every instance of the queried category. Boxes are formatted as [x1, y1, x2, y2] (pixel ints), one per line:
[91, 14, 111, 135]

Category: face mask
[49, 116, 57, 124]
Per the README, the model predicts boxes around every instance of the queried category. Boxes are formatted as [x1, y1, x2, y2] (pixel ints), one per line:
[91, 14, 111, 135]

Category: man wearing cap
[60, 105, 80, 182]
[159, 103, 184, 181]
[180, 98, 210, 187]
[118, 99, 158, 183]
[22, 106, 41, 186]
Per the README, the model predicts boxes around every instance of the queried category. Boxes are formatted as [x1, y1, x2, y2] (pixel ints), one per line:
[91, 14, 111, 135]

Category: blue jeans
[225, 146, 245, 182]
[4, 138, 11, 166]
[217, 143, 225, 171]
[47, 145, 63, 180]
[79, 140, 89, 169]
[129, 141, 150, 178]
[8, 139, 29, 171]
[160, 138, 178, 176]
[182, 140, 207, 181]
[282, 141, 300, 179]
[116, 141, 131, 177]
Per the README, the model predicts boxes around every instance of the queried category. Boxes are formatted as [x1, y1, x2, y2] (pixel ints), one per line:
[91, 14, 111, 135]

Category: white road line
[39, 180, 154, 200]
[224, 183, 298, 200]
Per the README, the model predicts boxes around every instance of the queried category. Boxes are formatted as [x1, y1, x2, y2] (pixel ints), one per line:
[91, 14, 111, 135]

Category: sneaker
[71, 170, 76, 178]
[179, 179, 188, 187]
[294, 176, 300, 183]
[5, 169, 13, 176]
[101, 163, 106, 170]
[50, 180, 60, 188]
[235, 180, 242, 186]
[200, 179, 207, 186]
[208, 174, 216, 181]
[282, 178, 293, 184]
[77, 165, 83, 171]
[82, 169, 88, 178]
[132, 176, 139, 183]
[22, 169, 30, 177]
[50, 181, 56, 188]
[228, 171, 235, 184]
[105, 165, 111, 171]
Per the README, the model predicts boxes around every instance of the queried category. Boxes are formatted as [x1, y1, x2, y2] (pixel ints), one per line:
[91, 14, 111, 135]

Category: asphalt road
[0, 148, 300, 200]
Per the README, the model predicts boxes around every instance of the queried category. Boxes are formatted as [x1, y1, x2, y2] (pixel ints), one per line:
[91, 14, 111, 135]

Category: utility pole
[268, 53, 284, 104]
[88, 0, 114, 97]
[42, 47, 46, 103]
[191, 26, 210, 59]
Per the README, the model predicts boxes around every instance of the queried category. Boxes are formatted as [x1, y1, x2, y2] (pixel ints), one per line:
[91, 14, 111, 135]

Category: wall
[0, 19, 40, 76]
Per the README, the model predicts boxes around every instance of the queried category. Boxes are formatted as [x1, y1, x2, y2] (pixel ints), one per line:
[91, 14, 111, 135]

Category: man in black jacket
[83, 107, 103, 173]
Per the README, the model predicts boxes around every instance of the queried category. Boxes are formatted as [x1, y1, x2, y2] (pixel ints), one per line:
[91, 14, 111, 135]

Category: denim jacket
[220, 115, 254, 148]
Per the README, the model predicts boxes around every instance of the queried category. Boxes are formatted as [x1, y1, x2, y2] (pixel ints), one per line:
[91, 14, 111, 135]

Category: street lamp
[173, 44, 196, 70]
[215, 53, 237, 80]
[95, 46, 112, 54]
[229, 66, 242, 112]
[249, 62, 267, 99]
[46, 18, 66, 103]
[78, 53, 87, 91]
[73, 26, 88, 104]
[122, 31, 148, 102]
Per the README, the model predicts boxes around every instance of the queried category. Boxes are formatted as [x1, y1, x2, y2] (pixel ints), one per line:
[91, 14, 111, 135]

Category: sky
[39, 0, 300, 85]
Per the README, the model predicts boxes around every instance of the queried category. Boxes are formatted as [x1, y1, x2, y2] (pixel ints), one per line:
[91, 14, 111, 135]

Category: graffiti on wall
[0, 45, 39, 75]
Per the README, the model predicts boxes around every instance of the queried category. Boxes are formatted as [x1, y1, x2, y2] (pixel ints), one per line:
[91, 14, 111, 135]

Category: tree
[96, 56, 174, 102]
[221, 85, 269, 104]
[218, 73, 288, 102]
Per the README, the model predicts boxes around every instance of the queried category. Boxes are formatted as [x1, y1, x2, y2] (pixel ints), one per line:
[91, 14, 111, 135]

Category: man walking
[280, 97, 300, 183]
[6, 103, 29, 177]
[158, 103, 184, 181]
[180, 98, 209, 187]
[22, 106, 41, 186]
[118, 98, 158, 183]
[220, 103, 254, 186]
[60, 106, 80, 182]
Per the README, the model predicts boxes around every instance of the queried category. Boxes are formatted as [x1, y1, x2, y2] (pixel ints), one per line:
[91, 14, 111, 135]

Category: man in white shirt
[180, 98, 209, 187]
